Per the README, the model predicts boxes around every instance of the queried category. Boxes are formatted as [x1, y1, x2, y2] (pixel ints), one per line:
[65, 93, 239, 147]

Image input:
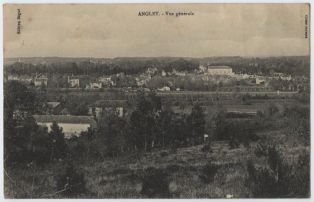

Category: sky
[4, 4, 310, 58]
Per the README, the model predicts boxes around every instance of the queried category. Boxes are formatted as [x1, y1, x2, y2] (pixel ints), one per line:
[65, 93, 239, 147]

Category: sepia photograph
[3, 3, 311, 198]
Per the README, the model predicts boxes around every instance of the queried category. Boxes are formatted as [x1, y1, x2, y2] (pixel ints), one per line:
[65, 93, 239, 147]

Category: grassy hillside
[4, 128, 309, 198]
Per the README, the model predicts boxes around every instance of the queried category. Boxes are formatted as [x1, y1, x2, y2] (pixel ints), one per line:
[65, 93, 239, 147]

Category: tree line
[5, 56, 309, 77]
[5, 58, 199, 76]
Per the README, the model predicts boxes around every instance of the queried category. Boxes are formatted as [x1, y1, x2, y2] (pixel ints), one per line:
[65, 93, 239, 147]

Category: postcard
[3, 3, 310, 198]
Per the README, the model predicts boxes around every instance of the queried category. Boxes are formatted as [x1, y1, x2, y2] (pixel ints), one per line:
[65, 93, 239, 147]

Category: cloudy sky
[4, 4, 310, 58]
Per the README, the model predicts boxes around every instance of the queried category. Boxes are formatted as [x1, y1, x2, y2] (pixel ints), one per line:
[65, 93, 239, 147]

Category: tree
[4, 81, 37, 113]
[97, 114, 128, 157]
[129, 93, 161, 152]
[4, 81, 41, 165]
[29, 126, 51, 165]
[214, 110, 229, 140]
[156, 110, 175, 148]
[66, 101, 89, 116]
[187, 104, 205, 145]
[49, 122, 67, 161]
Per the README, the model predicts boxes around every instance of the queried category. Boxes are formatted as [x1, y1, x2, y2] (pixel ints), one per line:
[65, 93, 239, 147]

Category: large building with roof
[199, 65, 233, 76]
[33, 115, 96, 138]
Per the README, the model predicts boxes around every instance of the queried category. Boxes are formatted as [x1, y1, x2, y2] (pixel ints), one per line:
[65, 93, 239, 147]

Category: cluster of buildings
[199, 65, 234, 76]
[5, 64, 300, 93]
[28, 99, 127, 139]
[6, 73, 118, 89]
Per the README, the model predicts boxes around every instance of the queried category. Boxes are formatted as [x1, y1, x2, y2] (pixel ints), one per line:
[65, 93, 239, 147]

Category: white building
[146, 67, 158, 75]
[34, 75, 48, 87]
[92, 100, 127, 118]
[33, 115, 96, 139]
[172, 70, 186, 76]
[7, 75, 33, 83]
[86, 82, 102, 89]
[88, 106, 103, 118]
[68, 76, 80, 88]
[158, 86, 171, 91]
[256, 77, 265, 85]
[98, 76, 114, 87]
[200, 65, 233, 76]
[161, 70, 167, 77]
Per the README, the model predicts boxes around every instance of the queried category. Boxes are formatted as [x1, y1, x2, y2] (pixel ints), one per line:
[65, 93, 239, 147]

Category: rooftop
[206, 66, 232, 69]
[47, 102, 61, 108]
[33, 115, 96, 124]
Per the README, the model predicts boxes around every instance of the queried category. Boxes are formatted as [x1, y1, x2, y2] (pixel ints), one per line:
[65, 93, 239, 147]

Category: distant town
[4, 56, 310, 198]
[4, 56, 309, 139]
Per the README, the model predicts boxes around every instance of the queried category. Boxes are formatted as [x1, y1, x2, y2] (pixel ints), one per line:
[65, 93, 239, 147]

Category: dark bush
[246, 160, 278, 198]
[166, 164, 183, 173]
[201, 143, 212, 153]
[228, 134, 240, 149]
[160, 151, 169, 157]
[254, 142, 271, 157]
[199, 163, 220, 183]
[292, 152, 310, 197]
[247, 146, 309, 198]
[141, 167, 170, 198]
[56, 163, 86, 198]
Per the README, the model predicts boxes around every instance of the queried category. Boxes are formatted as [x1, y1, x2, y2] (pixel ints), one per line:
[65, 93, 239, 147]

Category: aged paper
[3, 4, 310, 199]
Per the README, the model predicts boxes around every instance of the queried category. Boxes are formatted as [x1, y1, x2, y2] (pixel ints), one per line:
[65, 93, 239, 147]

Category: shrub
[228, 134, 240, 149]
[141, 167, 170, 198]
[160, 151, 169, 157]
[254, 142, 271, 157]
[246, 160, 278, 198]
[291, 152, 310, 197]
[199, 163, 220, 183]
[201, 143, 212, 153]
[247, 146, 309, 198]
[56, 163, 86, 198]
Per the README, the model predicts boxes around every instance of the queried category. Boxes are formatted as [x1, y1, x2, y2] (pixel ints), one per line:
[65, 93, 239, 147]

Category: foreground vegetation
[4, 81, 310, 198]
[4, 137, 309, 198]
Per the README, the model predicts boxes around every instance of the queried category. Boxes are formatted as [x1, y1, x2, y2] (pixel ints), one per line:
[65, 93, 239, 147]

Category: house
[256, 77, 265, 85]
[7, 75, 19, 81]
[172, 70, 186, 76]
[273, 72, 284, 77]
[68, 76, 80, 88]
[199, 65, 233, 76]
[91, 100, 128, 118]
[34, 75, 48, 87]
[88, 106, 103, 118]
[86, 82, 102, 89]
[13, 109, 32, 124]
[146, 67, 158, 75]
[158, 86, 171, 91]
[7, 75, 33, 84]
[98, 76, 115, 87]
[161, 70, 167, 77]
[33, 115, 97, 138]
[136, 74, 151, 87]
